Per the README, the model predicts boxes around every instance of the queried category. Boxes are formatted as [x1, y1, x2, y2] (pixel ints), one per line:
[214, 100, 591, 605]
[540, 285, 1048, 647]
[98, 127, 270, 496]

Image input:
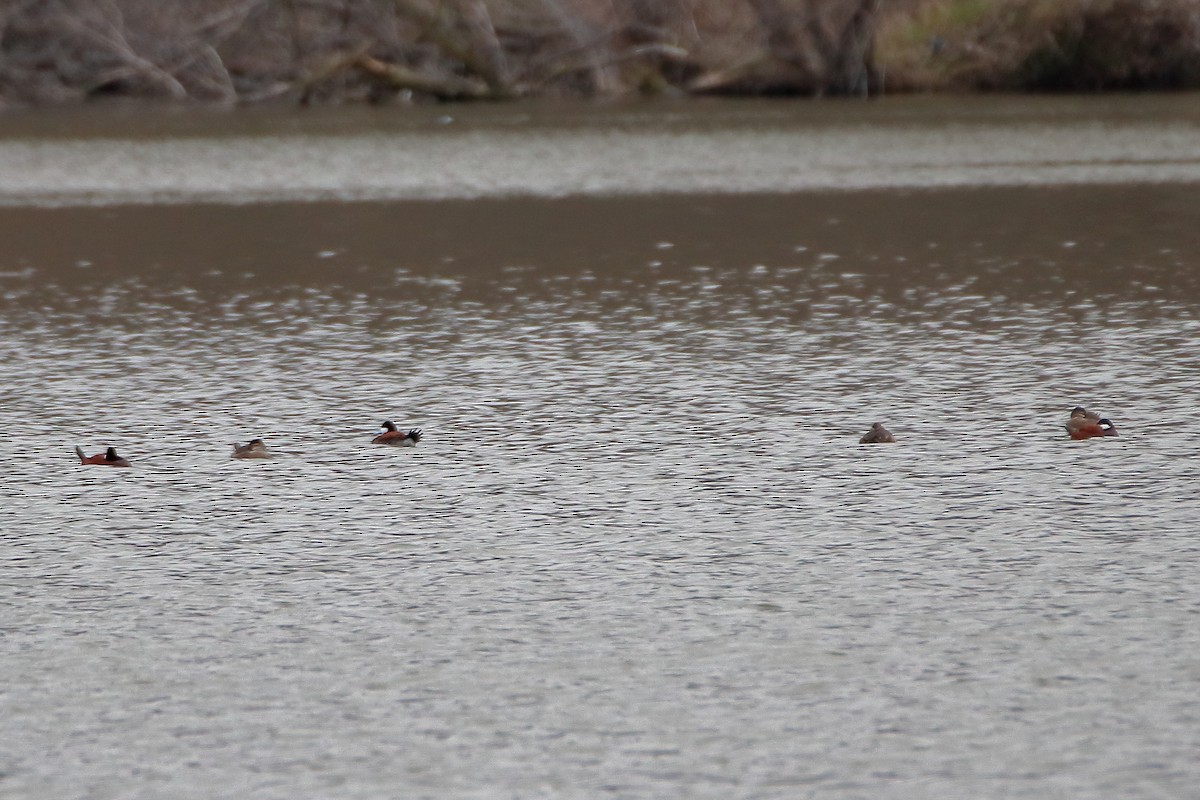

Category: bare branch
[63, 1, 190, 98]
[388, 0, 514, 96]
[355, 52, 492, 99]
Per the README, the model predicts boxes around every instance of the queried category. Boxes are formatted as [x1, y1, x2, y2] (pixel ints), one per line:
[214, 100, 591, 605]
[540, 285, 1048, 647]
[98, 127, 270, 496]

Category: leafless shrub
[877, 0, 1200, 92]
[1020, 0, 1200, 90]
[0, 0, 887, 106]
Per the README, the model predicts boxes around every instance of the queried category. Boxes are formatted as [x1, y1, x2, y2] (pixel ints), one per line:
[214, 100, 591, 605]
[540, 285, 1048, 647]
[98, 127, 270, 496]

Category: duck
[1065, 407, 1118, 439]
[859, 422, 896, 444]
[371, 421, 422, 446]
[231, 438, 271, 459]
[75, 446, 132, 467]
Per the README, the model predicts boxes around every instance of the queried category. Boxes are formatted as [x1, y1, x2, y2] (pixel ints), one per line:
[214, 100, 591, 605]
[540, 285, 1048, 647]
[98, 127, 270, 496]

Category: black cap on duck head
[105, 447, 119, 460]
[1098, 419, 1117, 435]
[380, 421, 397, 431]
[1070, 406, 1087, 416]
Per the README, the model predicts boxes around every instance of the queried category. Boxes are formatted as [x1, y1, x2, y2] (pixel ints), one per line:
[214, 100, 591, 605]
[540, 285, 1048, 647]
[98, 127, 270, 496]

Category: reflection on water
[2, 94, 1200, 205]
[3, 186, 1200, 799]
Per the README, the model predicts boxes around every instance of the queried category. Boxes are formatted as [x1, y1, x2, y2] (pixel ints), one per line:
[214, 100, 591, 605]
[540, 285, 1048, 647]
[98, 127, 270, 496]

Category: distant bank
[1, 0, 1198, 110]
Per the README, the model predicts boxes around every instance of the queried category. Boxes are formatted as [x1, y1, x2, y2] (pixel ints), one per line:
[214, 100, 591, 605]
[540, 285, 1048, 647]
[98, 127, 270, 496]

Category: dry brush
[0, 0, 884, 106]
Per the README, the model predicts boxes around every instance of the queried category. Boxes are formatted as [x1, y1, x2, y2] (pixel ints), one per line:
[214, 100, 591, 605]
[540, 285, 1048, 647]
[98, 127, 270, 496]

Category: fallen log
[354, 53, 494, 100]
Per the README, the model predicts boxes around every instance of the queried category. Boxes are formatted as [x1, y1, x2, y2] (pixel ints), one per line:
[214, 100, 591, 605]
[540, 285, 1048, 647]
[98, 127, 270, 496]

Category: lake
[2, 95, 1199, 799]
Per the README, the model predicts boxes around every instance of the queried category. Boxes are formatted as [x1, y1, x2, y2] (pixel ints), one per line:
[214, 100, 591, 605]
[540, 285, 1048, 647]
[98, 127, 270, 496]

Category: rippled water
[4, 136, 1200, 797]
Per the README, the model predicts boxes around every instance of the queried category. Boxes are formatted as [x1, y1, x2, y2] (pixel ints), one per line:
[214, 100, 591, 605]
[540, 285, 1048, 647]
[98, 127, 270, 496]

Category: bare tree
[0, 0, 886, 105]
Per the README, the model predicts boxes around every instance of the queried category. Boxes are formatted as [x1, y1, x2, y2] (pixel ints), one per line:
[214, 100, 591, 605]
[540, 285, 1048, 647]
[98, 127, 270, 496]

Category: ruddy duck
[231, 439, 271, 459]
[1065, 407, 1118, 440]
[859, 422, 896, 444]
[372, 421, 422, 446]
[75, 446, 132, 467]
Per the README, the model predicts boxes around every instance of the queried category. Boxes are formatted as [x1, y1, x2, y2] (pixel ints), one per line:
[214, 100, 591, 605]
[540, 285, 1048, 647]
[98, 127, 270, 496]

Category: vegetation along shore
[2, 0, 1199, 108]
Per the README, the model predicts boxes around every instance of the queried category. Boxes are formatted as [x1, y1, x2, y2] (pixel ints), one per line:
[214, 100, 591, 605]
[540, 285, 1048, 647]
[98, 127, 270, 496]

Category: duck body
[1065, 407, 1118, 440]
[372, 421, 422, 446]
[75, 446, 132, 467]
[859, 422, 896, 444]
[231, 439, 271, 459]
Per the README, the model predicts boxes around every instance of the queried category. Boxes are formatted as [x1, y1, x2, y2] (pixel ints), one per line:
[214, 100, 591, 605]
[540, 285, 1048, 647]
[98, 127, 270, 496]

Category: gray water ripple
[5, 196, 1200, 799]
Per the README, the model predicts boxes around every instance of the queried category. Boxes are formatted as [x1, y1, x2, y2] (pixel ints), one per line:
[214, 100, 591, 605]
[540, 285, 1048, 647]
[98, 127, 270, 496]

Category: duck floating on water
[231, 439, 271, 459]
[371, 421, 422, 446]
[859, 422, 896, 444]
[1065, 407, 1118, 440]
[75, 446, 132, 467]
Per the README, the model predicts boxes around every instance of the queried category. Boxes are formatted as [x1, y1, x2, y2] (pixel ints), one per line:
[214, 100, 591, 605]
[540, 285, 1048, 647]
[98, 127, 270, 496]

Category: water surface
[2, 100, 1200, 800]
[2, 94, 1200, 204]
